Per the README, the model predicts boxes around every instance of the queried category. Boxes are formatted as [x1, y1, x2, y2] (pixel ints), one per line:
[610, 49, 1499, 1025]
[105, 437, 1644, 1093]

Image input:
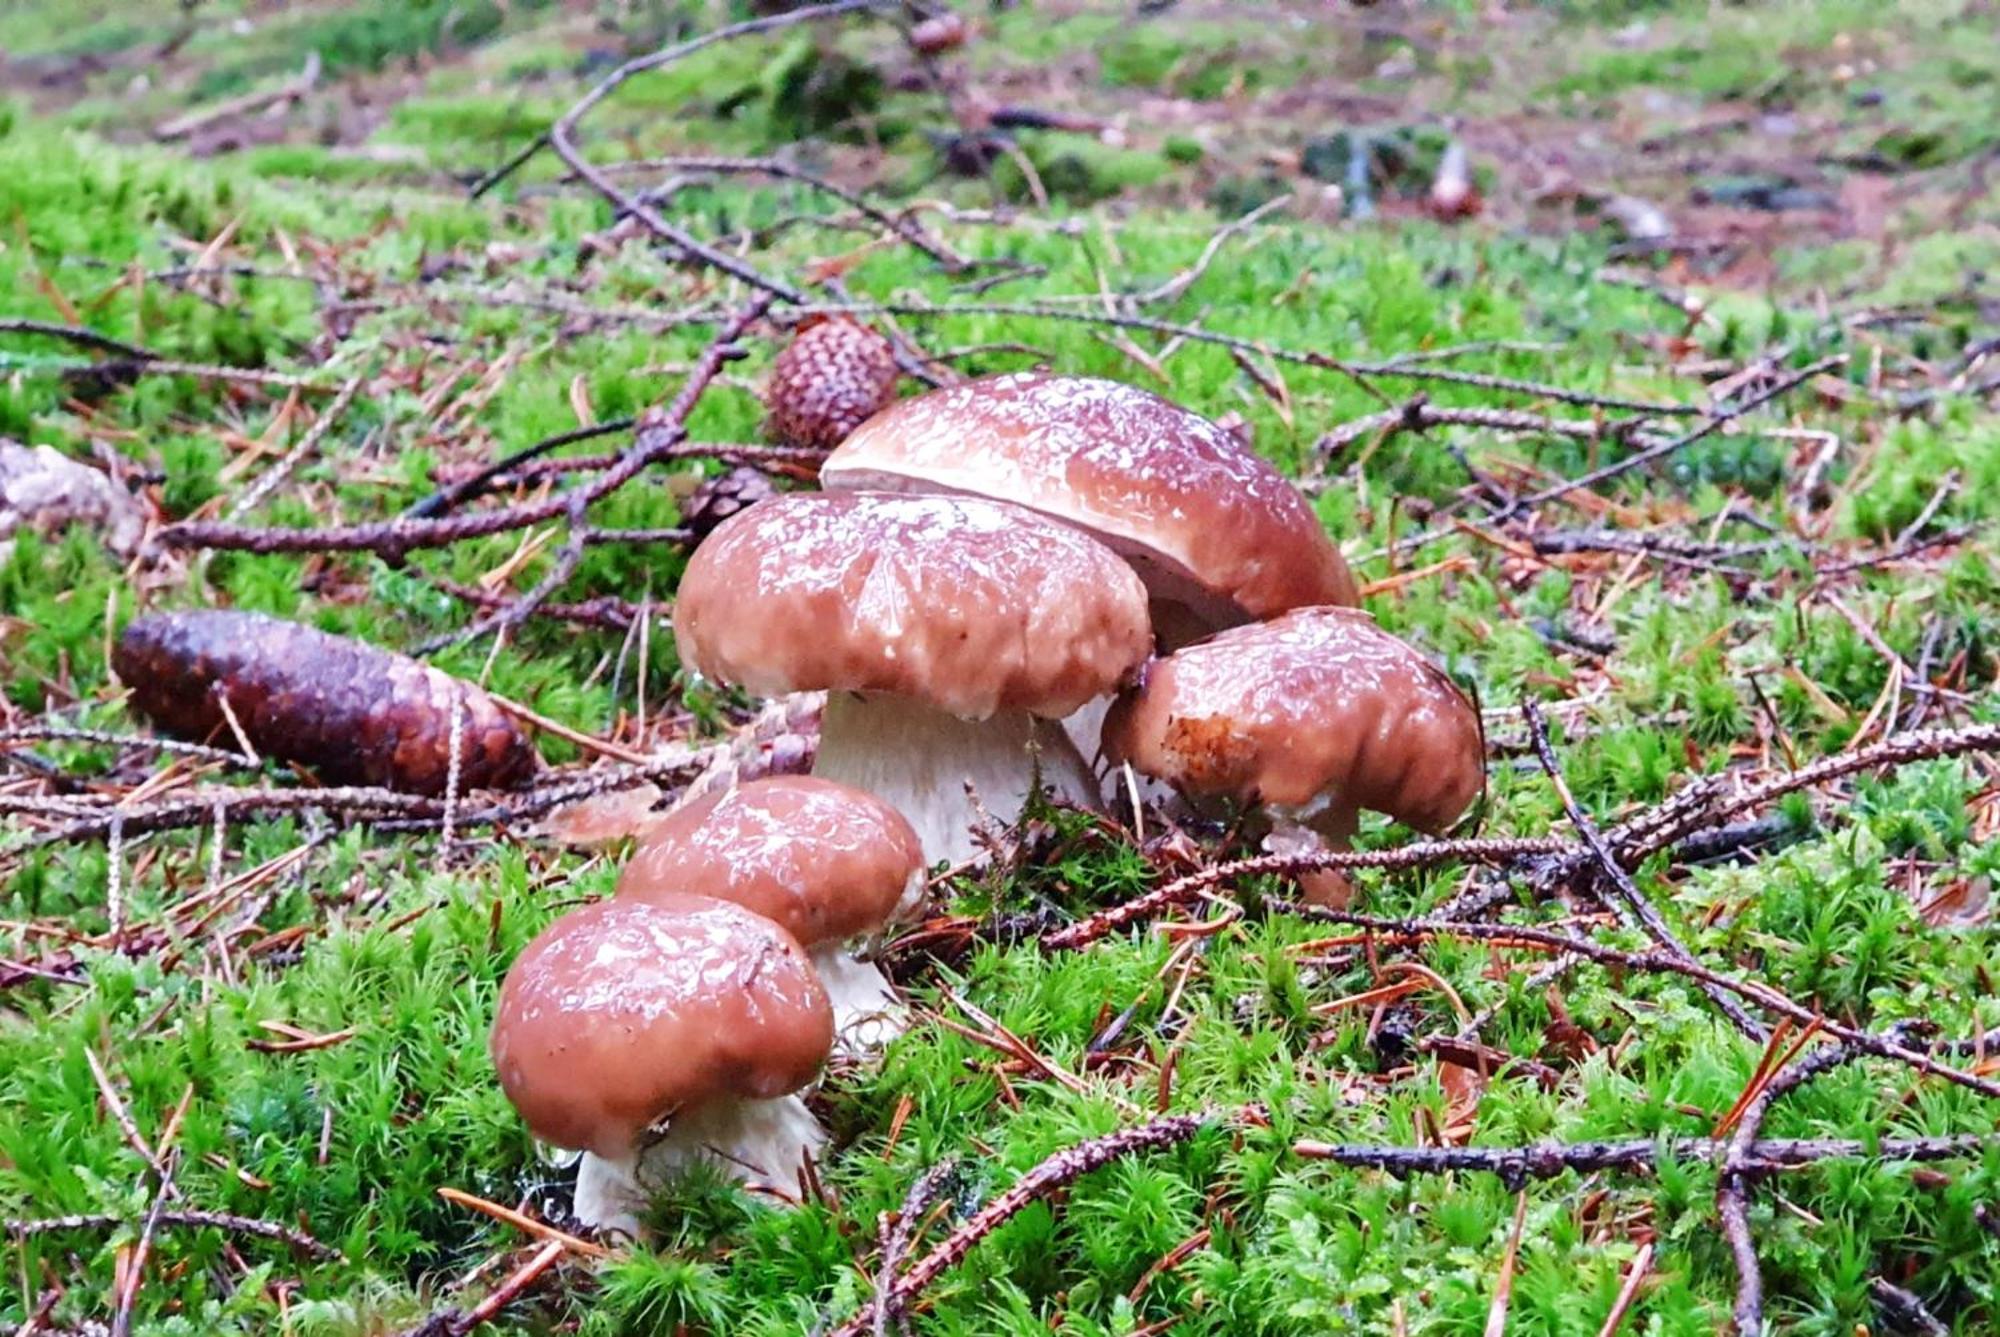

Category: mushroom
[821, 372, 1357, 649]
[673, 491, 1152, 865]
[490, 895, 833, 1237]
[1102, 606, 1484, 907]
[618, 776, 924, 1051]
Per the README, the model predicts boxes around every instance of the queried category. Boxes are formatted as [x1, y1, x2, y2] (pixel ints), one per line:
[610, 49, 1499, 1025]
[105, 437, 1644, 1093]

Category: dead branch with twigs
[830, 1103, 2000, 1335]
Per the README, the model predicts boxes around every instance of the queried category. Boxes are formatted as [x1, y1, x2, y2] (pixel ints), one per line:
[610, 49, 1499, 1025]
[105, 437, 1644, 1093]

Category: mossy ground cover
[2, 2, 1997, 1334]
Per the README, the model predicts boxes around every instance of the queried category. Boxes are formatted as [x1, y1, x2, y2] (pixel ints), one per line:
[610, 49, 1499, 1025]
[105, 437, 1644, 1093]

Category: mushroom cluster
[490, 367, 1485, 1236]
[491, 774, 927, 1237]
[805, 370, 1479, 894]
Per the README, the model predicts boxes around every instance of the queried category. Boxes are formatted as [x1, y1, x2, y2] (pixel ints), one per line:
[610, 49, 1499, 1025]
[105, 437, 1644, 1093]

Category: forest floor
[2, 1, 1998, 1334]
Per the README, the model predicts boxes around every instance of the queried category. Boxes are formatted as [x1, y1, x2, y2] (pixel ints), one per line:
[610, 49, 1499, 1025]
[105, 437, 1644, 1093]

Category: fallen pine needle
[1596, 1240, 1655, 1337]
[461, 1238, 566, 1329]
[1358, 555, 1475, 597]
[485, 691, 656, 766]
[436, 1186, 608, 1258]
[1485, 1190, 1529, 1337]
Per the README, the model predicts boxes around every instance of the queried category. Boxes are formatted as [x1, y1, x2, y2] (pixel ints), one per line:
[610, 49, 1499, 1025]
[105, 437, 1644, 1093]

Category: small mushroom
[822, 372, 1357, 648]
[490, 895, 834, 1237]
[1102, 606, 1484, 907]
[909, 12, 970, 56]
[674, 491, 1152, 864]
[618, 776, 924, 1051]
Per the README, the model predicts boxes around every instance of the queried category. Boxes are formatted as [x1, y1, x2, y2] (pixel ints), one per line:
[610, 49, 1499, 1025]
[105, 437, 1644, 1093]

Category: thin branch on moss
[815, 299, 1699, 415]
[1508, 355, 1846, 516]
[398, 1238, 567, 1337]
[1814, 524, 1978, 578]
[4, 1208, 339, 1259]
[1867, 1279, 1949, 1337]
[412, 495, 594, 655]
[110, 1152, 177, 1337]
[872, 1157, 963, 1337]
[833, 1111, 1220, 1337]
[1720, 1034, 1866, 1333]
[1039, 837, 1571, 951]
[596, 153, 966, 270]
[1290, 1129, 2000, 1182]
[8, 741, 714, 850]
[1523, 700, 1764, 1038]
[406, 418, 636, 519]
[468, 0, 885, 199]
[0, 726, 258, 768]
[5, 785, 440, 844]
[225, 373, 364, 521]
[1714, 1021, 1927, 1335]
[1528, 527, 1788, 577]
[1613, 720, 2000, 863]
[415, 440, 822, 517]
[426, 576, 645, 633]
[1268, 904, 2000, 1102]
[1133, 194, 1291, 307]
[543, 4, 894, 302]
[1316, 400, 1664, 461]
[0, 316, 333, 392]
[157, 298, 772, 560]
[832, 1107, 1996, 1337]
[0, 317, 159, 360]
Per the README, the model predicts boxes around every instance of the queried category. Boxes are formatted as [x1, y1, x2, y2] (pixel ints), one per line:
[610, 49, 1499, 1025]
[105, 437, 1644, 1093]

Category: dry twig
[1523, 700, 1764, 1037]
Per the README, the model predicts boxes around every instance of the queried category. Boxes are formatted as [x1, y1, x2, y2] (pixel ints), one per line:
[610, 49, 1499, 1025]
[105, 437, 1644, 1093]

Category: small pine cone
[681, 466, 779, 538]
[763, 317, 899, 450]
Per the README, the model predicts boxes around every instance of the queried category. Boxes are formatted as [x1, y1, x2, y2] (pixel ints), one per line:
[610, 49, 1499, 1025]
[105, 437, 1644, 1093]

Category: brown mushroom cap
[673, 491, 1152, 720]
[821, 373, 1358, 626]
[1102, 607, 1483, 831]
[490, 895, 832, 1159]
[617, 776, 923, 947]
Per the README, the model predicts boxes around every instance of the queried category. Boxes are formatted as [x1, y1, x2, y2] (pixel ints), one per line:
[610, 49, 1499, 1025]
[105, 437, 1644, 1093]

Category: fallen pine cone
[763, 317, 900, 451]
[113, 610, 537, 796]
[681, 466, 779, 538]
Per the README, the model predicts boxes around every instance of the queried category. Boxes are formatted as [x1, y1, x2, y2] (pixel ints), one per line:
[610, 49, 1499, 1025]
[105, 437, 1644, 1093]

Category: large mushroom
[618, 776, 924, 1051]
[820, 372, 1357, 649]
[673, 491, 1152, 865]
[1102, 606, 1484, 906]
[490, 895, 834, 1237]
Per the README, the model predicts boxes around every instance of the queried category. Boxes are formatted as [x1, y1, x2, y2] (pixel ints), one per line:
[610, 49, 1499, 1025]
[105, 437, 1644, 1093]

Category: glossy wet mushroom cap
[1103, 606, 1484, 831]
[822, 372, 1358, 635]
[489, 895, 833, 1159]
[674, 491, 1151, 720]
[673, 490, 1152, 863]
[617, 776, 924, 948]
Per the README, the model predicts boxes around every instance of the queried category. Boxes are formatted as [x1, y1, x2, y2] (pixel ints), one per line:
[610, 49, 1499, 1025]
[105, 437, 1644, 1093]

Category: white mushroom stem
[1263, 803, 1361, 909]
[810, 942, 905, 1055]
[812, 691, 1099, 866]
[571, 1094, 828, 1238]
[1063, 695, 1186, 811]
